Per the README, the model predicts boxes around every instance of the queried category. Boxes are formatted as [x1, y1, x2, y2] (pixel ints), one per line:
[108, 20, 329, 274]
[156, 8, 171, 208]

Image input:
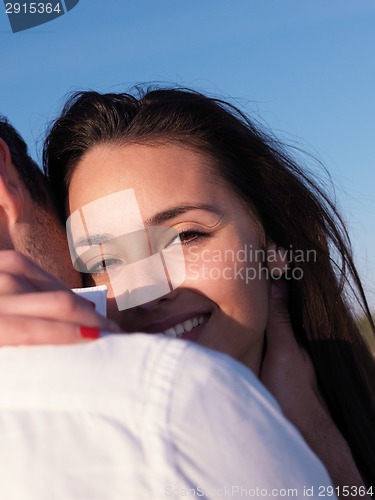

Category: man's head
[0, 116, 82, 288]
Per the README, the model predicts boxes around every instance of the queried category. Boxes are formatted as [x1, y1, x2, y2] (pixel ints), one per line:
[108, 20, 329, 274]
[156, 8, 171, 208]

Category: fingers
[0, 251, 123, 346]
[0, 315, 97, 346]
[262, 279, 317, 393]
[0, 272, 36, 295]
[0, 250, 124, 346]
[268, 280, 290, 325]
[265, 280, 300, 362]
[0, 290, 122, 333]
[0, 250, 68, 293]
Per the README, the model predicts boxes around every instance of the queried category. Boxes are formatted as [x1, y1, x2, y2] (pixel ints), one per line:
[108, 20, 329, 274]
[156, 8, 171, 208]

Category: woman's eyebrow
[72, 205, 220, 247]
[145, 204, 220, 225]
[74, 233, 113, 248]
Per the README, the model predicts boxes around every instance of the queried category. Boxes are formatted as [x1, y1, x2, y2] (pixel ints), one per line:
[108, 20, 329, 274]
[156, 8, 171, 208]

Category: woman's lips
[140, 312, 211, 343]
[179, 315, 210, 343]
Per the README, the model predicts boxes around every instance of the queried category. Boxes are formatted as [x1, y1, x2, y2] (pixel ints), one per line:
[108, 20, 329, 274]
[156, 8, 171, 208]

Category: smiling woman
[67, 143, 270, 373]
[43, 87, 375, 489]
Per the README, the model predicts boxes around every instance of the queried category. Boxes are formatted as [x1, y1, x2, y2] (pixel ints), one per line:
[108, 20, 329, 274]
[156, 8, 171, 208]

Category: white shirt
[0, 335, 333, 499]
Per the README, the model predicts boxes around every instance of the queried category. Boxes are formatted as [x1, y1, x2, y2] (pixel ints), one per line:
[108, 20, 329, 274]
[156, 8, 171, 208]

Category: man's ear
[0, 138, 23, 225]
[266, 242, 289, 278]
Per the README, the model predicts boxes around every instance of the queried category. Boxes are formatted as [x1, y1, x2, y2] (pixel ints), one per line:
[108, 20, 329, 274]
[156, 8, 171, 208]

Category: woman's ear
[0, 138, 23, 225]
[266, 242, 289, 278]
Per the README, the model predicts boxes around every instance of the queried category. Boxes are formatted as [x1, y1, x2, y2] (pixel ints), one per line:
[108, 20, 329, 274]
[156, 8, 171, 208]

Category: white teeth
[175, 323, 185, 336]
[183, 319, 194, 332]
[164, 327, 178, 338]
[161, 314, 208, 338]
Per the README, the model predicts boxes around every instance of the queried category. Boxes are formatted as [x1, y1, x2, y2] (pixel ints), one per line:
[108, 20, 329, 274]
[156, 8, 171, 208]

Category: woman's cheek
[184, 253, 251, 298]
[185, 246, 264, 288]
[186, 247, 268, 320]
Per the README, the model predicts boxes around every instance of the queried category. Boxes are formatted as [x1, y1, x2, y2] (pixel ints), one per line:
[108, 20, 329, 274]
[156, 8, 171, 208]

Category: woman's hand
[0, 250, 122, 345]
[261, 281, 367, 496]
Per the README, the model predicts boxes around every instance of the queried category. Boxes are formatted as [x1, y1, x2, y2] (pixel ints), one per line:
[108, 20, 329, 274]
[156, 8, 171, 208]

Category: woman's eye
[177, 230, 208, 245]
[87, 258, 122, 275]
[163, 230, 207, 249]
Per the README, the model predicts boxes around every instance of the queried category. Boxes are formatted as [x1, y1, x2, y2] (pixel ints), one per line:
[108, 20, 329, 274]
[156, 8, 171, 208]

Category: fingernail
[270, 280, 287, 299]
[79, 326, 100, 339]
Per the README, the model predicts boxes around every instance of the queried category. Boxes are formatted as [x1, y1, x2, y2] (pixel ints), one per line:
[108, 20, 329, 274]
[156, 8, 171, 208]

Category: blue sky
[1, 0, 374, 311]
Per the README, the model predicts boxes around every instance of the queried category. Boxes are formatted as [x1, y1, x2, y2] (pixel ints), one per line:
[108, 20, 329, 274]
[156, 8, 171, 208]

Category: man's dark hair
[0, 115, 49, 208]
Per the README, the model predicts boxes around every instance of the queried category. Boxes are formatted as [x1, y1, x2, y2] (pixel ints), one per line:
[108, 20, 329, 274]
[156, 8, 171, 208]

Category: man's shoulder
[0, 335, 333, 498]
[0, 334, 271, 415]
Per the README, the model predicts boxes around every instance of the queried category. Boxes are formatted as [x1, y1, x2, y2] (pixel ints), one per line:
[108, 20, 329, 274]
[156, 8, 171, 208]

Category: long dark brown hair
[43, 88, 375, 485]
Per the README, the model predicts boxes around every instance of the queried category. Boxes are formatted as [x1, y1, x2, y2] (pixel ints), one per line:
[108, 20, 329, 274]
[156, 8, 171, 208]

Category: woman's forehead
[68, 142, 224, 216]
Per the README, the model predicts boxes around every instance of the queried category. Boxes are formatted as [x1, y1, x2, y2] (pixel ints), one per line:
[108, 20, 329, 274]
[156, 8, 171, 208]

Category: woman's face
[68, 143, 273, 374]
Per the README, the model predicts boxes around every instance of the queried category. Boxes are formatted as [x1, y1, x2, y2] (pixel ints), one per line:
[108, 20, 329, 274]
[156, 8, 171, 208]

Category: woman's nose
[134, 286, 180, 312]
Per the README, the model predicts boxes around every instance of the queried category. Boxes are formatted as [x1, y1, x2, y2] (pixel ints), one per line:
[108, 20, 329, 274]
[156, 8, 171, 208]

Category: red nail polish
[79, 326, 100, 339]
